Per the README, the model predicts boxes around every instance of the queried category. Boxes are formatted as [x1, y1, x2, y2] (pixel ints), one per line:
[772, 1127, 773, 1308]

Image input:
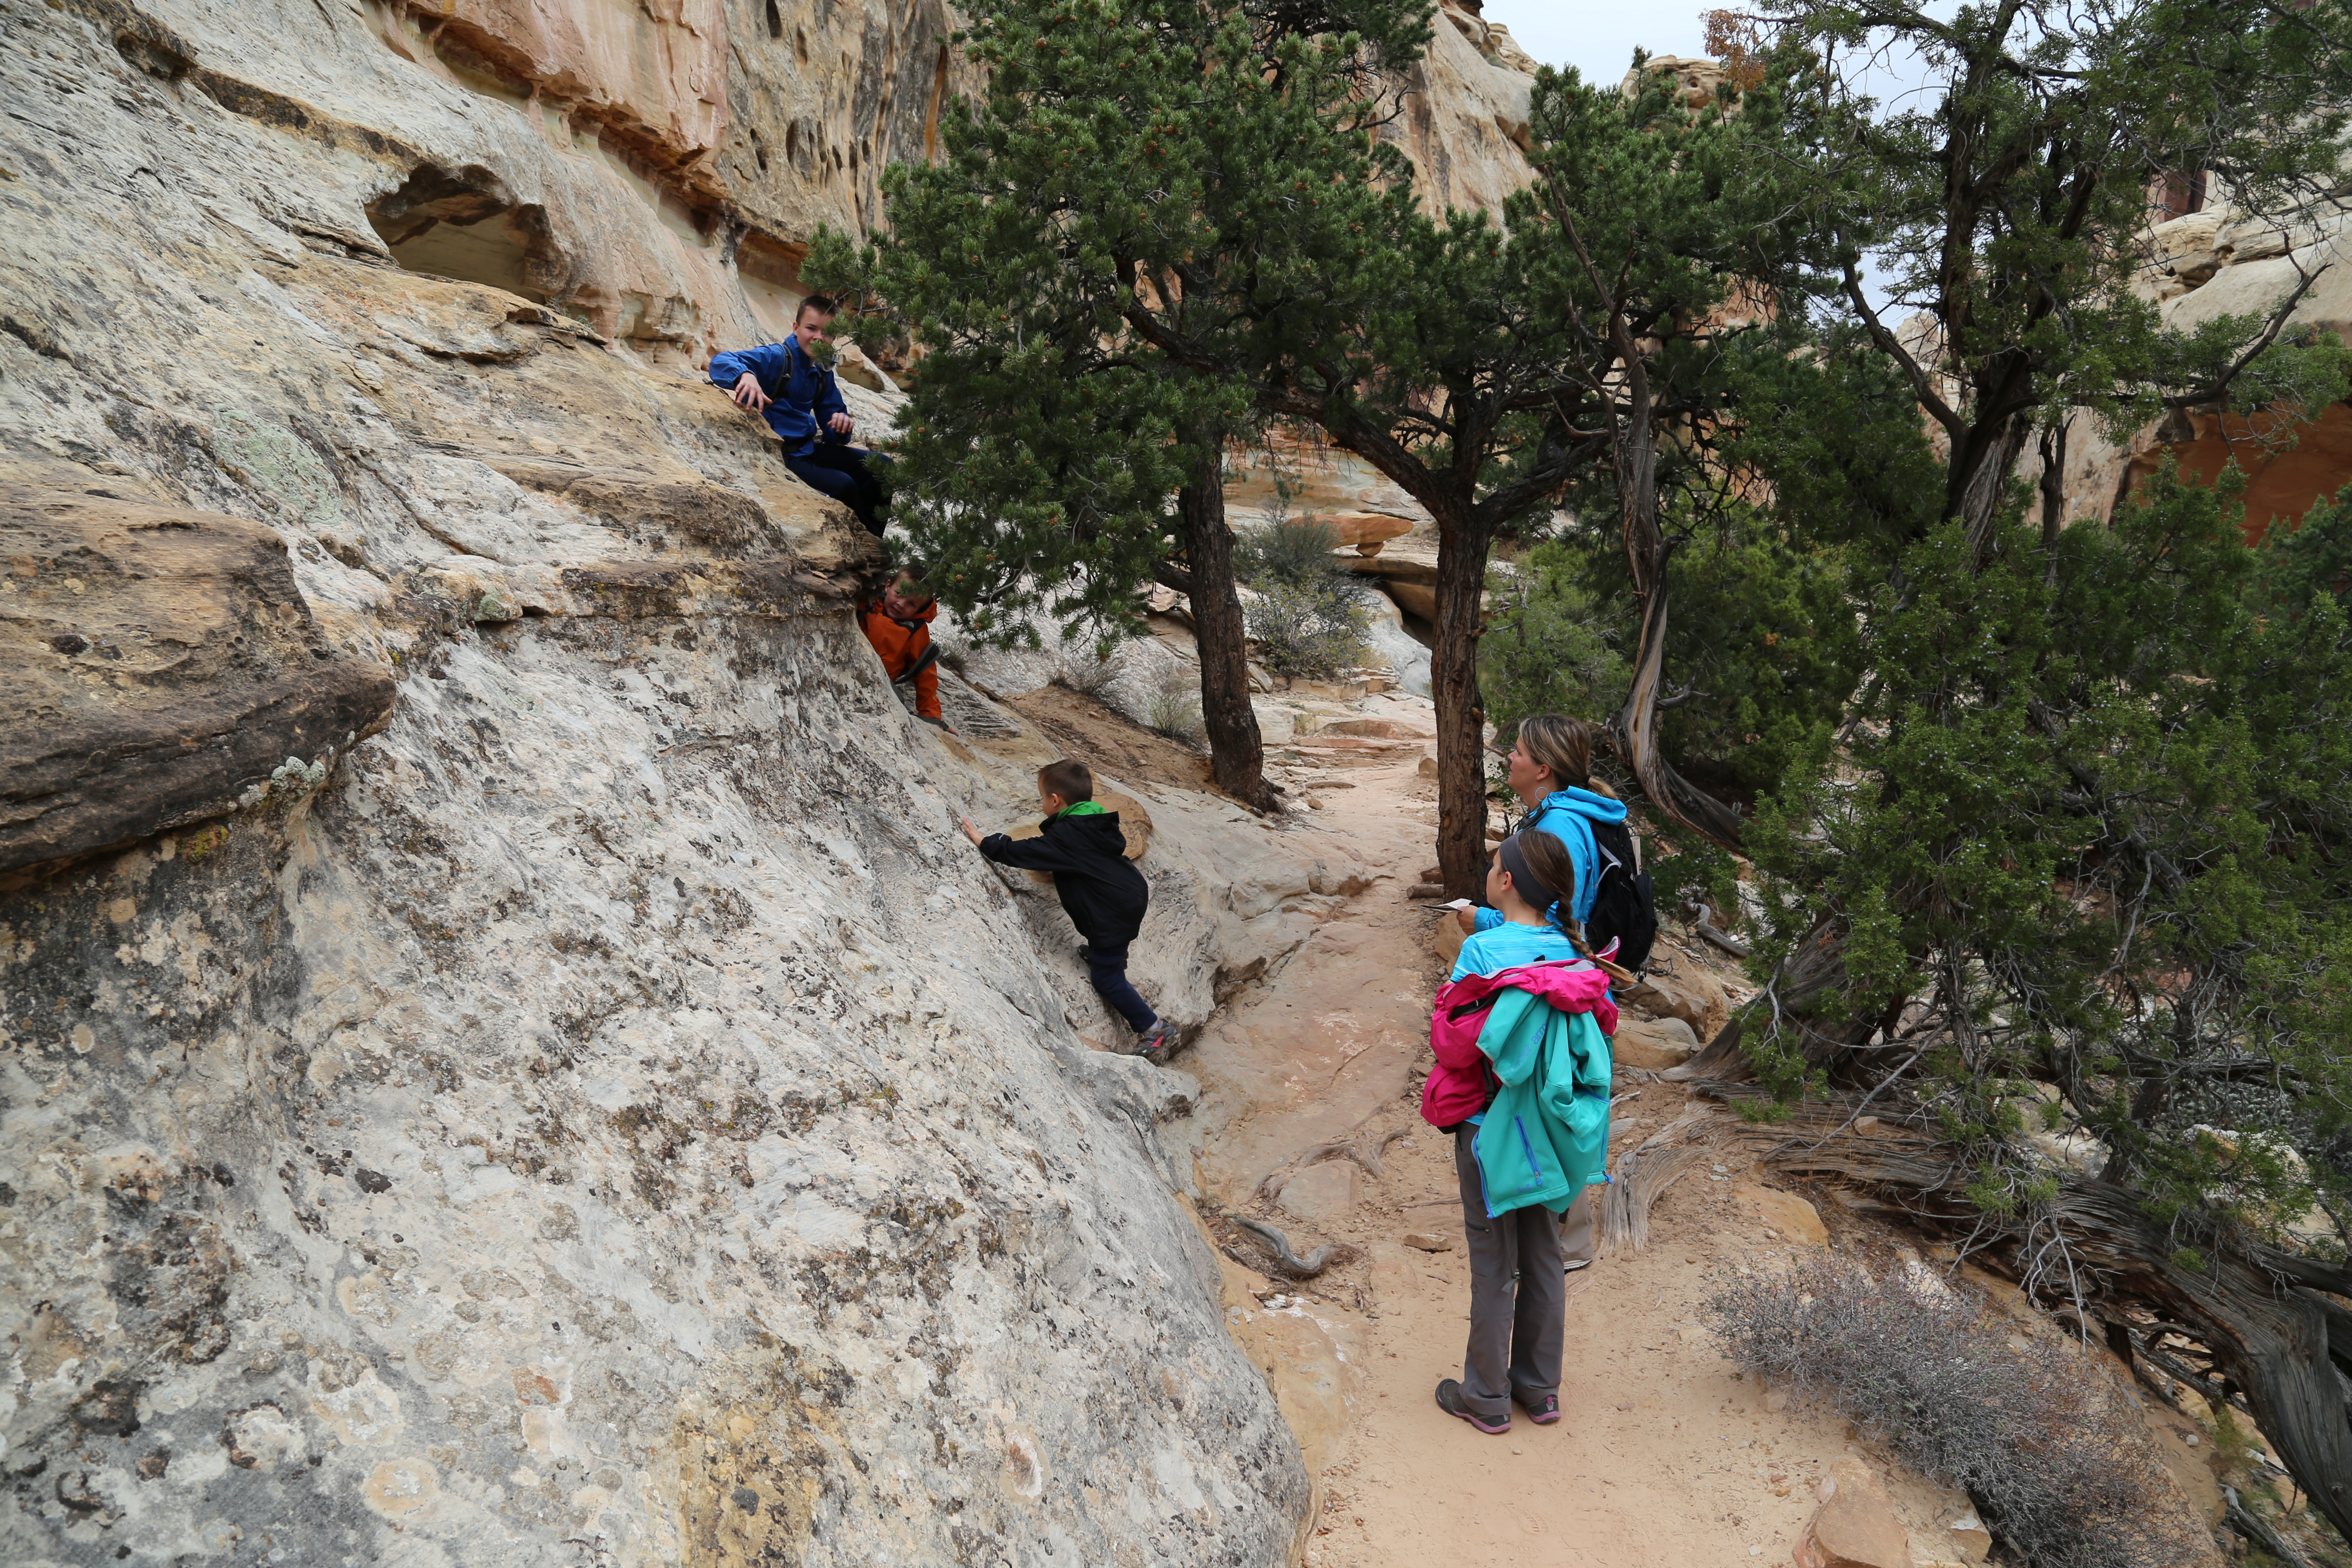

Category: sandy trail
[1166, 717, 1988, 1568]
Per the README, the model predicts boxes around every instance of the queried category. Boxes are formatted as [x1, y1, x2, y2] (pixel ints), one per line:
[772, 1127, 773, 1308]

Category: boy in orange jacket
[860, 572, 954, 733]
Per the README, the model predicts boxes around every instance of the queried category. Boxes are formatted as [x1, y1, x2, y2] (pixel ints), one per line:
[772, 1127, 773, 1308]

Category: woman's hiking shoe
[1516, 1391, 1562, 1425]
[1134, 1020, 1176, 1058]
[1434, 1379, 1510, 1435]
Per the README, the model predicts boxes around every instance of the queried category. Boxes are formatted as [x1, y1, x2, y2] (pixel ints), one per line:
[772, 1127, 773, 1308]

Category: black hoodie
[978, 810, 1150, 948]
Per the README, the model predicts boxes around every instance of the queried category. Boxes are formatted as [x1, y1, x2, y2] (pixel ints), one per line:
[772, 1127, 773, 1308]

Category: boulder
[1, 493, 395, 875]
[1433, 910, 1467, 968]
[1735, 1184, 1829, 1247]
[1322, 718, 1433, 740]
[1613, 1013, 1698, 1070]
[1627, 959, 1730, 1042]
[1798, 1458, 1916, 1568]
[1385, 579, 1438, 622]
[1296, 512, 1415, 552]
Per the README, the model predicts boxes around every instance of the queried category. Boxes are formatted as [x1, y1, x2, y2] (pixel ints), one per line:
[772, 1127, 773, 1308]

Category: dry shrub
[1054, 644, 1124, 699]
[1145, 669, 1204, 745]
[1705, 1256, 2202, 1568]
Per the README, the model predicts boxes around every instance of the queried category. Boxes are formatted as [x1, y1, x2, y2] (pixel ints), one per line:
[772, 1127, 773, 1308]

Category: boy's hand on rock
[958, 816, 983, 846]
[731, 373, 770, 412]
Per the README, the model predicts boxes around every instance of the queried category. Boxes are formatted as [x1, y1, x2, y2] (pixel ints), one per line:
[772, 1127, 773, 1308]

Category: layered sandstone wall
[2049, 203, 2352, 537]
[0, 0, 1424, 1562]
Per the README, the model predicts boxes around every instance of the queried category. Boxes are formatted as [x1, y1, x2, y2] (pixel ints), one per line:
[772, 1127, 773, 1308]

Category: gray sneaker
[1134, 1020, 1175, 1058]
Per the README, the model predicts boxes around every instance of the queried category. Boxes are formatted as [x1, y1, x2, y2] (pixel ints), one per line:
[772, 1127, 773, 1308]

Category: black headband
[1497, 832, 1563, 917]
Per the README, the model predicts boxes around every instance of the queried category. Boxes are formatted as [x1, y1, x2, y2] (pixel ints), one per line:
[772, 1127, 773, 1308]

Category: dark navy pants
[784, 443, 891, 536]
[1082, 944, 1157, 1033]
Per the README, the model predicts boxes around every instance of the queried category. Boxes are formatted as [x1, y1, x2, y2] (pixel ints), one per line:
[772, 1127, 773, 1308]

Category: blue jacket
[1473, 787, 1628, 932]
[1470, 981, 1613, 1216]
[707, 337, 847, 456]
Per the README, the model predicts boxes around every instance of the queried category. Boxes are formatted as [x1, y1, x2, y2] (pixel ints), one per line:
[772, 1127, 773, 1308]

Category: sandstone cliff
[2045, 200, 2352, 537]
[0, 0, 1516, 1560]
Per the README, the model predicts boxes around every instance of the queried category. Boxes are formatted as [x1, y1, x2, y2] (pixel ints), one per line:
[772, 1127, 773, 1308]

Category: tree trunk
[1612, 577, 1748, 851]
[1177, 433, 1275, 812]
[1956, 413, 2030, 560]
[1431, 504, 1493, 897]
[1600, 324, 1747, 851]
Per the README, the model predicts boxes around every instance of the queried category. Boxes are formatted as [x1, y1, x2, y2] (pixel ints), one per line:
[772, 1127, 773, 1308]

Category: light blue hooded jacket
[1472, 786, 1629, 931]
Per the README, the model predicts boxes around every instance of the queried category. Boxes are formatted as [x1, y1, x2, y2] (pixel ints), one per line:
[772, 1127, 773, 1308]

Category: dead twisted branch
[1599, 1104, 1718, 1256]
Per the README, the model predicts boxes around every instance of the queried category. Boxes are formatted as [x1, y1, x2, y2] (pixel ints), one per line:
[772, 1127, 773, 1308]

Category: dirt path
[1164, 714, 1995, 1568]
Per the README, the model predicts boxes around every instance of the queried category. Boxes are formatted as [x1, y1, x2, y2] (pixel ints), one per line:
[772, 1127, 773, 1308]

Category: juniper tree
[808, 0, 1430, 810]
[1258, 58, 1824, 888]
[1660, 1, 2352, 1533]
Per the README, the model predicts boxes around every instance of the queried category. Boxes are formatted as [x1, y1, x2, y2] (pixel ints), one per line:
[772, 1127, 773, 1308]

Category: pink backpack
[1421, 960, 1618, 1129]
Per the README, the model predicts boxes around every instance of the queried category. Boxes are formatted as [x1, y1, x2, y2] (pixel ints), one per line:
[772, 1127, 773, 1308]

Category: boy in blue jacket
[708, 295, 891, 536]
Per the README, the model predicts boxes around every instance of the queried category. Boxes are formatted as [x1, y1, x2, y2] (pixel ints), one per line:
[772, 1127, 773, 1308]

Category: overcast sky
[1479, 0, 1712, 87]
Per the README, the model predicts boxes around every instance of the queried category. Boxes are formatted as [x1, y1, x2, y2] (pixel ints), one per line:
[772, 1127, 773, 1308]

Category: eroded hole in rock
[366, 165, 562, 305]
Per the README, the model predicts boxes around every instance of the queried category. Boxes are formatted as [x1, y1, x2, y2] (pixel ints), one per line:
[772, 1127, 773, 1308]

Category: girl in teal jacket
[1433, 829, 1614, 1436]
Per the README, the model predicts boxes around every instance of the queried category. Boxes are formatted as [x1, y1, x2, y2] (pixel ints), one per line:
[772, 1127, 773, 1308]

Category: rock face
[2052, 202, 2352, 539]
[0, 0, 1540, 1558]
[0, 494, 396, 875]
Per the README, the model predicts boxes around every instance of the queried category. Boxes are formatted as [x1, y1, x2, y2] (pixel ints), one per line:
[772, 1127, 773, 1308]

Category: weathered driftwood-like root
[1231, 1217, 1358, 1279]
[1300, 1126, 1413, 1179]
[1692, 1081, 2352, 1548]
[1599, 1104, 1716, 1257]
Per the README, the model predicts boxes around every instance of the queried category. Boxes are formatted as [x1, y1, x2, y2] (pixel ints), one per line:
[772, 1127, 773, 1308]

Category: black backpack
[1509, 804, 1658, 973]
[1583, 817, 1658, 974]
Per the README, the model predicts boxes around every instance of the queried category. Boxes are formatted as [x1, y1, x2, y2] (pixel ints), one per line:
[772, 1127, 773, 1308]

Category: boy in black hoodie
[961, 759, 1174, 1057]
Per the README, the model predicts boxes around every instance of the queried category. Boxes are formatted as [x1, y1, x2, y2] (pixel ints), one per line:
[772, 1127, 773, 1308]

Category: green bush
[1246, 579, 1370, 678]
[1235, 518, 1371, 678]
[1234, 517, 1346, 586]
[1480, 542, 1627, 735]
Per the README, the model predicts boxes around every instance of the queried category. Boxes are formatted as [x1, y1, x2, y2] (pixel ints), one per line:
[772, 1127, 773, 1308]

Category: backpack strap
[891, 641, 940, 686]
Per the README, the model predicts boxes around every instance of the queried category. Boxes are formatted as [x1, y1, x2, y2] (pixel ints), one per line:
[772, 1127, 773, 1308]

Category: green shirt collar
[1056, 800, 1108, 818]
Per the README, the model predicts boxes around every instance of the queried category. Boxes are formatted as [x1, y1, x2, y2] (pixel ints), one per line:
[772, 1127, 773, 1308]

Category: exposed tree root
[1256, 1120, 1414, 1200]
[1231, 1217, 1357, 1279]
[1599, 1105, 1717, 1256]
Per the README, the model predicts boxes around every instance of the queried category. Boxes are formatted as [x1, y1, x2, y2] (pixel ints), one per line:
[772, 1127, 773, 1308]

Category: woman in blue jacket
[1454, 714, 1627, 939]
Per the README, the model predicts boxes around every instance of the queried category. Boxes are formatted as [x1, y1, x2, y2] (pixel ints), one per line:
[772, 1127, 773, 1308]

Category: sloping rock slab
[0, 493, 394, 872]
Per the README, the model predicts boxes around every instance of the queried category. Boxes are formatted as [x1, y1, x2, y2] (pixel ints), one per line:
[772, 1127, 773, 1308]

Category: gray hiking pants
[1455, 1127, 1566, 1419]
[1561, 1183, 1596, 1265]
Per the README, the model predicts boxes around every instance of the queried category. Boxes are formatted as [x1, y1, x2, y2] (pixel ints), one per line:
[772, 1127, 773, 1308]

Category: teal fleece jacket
[1471, 985, 1613, 1217]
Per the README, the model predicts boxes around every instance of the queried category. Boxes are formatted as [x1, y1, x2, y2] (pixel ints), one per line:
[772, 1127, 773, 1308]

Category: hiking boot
[1435, 1379, 1510, 1435]
[1134, 1020, 1176, 1058]
[1516, 1390, 1562, 1425]
[1563, 1258, 1592, 1273]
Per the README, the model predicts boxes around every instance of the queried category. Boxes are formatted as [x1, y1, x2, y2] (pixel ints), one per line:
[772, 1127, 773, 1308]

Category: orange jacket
[859, 598, 941, 720]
